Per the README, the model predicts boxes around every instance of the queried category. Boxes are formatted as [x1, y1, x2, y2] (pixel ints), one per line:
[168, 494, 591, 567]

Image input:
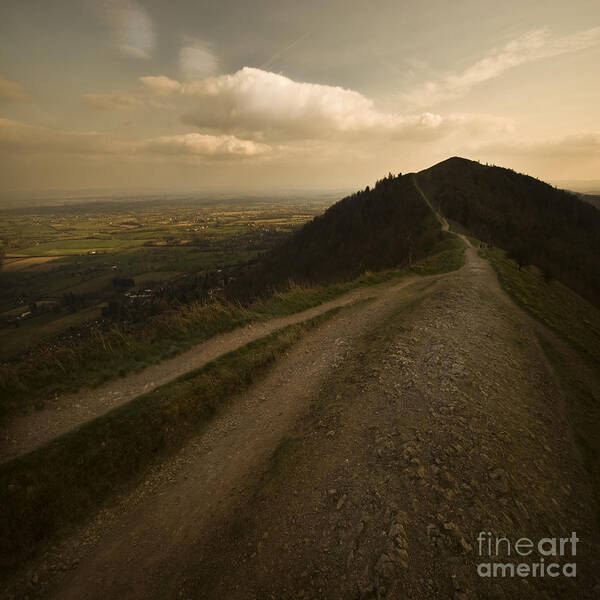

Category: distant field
[2, 256, 61, 272]
[16, 238, 147, 256]
[60, 270, 182, 297]
[0, 198, 327, 360]
[129, 271, 181, 285]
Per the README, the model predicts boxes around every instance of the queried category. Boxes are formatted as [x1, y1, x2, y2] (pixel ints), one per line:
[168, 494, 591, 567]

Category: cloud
[83, 92, 145, 111]
[140, 133, 270, 158]
[0, 118, 129, 154]
[0, 118, 271, 160]
[180, 67, 399, 139]
[139, 75, 182, 95]
[0, 74, 29, 102]
[403, 27, 600, 106]
[138, 67, 508, 142]
[98, 0, 155, 59]
[179, 39, 219, 80]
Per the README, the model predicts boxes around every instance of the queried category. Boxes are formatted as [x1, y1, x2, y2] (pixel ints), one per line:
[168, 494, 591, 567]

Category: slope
[9, 241, 599, 600]
[416, 157, 600, 305]
[228, 173, 445, 300]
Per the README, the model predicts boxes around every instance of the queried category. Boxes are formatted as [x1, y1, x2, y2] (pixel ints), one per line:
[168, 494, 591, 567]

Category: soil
[4, 242, 600, 600]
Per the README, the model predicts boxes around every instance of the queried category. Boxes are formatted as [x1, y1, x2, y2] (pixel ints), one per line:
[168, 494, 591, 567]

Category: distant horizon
[2, 178, 600, 206]
[1, 160, 599, 205]
[1, 1, 598, 197]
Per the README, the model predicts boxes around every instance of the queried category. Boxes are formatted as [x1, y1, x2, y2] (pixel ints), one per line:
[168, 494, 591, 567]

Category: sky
[0, 0, 599, 195]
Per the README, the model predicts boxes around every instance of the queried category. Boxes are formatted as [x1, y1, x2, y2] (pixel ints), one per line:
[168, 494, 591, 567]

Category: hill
[578, 193, 600, 210]
[3, 159, 600, 598]
[416, 157, 600, 304]
[228, 173, 445, 300]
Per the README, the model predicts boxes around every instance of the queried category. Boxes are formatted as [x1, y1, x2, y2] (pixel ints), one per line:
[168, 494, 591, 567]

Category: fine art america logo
[476, 532, 578, 578]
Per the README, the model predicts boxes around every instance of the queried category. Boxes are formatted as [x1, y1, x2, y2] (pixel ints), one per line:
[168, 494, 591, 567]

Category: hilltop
[417, 157, 600, 304]
[227, 157, 600, 307]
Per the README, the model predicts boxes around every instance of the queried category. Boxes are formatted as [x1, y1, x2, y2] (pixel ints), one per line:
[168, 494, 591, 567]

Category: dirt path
[0, 275, 427, 462]
[169, 244, 600, 600]
[413, 174, 449, 232]
[7, 242, 599, 600]
[6, 266, 445, 600]
[0, 175, 453, 463]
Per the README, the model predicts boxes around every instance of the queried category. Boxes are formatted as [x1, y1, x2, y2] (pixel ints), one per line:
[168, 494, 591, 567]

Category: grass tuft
[410, 234, 466, 276]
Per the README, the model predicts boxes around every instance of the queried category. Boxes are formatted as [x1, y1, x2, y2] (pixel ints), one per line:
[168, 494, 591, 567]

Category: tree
[508, 242, 532, 270]
[112, 277, 135, 292]
[419, 158, 600, 304]
[539, 257, 558, 283]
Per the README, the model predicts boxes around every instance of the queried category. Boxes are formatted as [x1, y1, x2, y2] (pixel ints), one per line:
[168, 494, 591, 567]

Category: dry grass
[483, 247, 600, 364]
[0, 308, 341, 574]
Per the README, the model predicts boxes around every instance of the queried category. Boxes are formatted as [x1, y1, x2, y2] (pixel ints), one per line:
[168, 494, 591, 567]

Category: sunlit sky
[0, 0, 599, 194]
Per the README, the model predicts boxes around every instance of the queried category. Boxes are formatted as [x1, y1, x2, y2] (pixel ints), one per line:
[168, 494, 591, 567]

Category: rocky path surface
[171, 243, 600, 600]
[6, 242, 600, 600]
[0, 275, 424, 463]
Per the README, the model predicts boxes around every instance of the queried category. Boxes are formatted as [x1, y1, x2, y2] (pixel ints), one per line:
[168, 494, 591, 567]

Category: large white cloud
[138, 67, 509, 142]
[181, 67, 442, 139]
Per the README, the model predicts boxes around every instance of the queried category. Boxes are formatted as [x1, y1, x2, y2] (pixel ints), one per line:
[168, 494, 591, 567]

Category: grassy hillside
[482, 246, 600, 531]
[482, 247, 600, 364]
[0, 237, 465, 422]
[417, 157, 600, 305]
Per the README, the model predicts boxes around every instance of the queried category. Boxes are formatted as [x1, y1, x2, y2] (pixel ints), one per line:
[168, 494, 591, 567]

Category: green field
[16, 238, 148, 255]
[0, 198, 327, 361]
